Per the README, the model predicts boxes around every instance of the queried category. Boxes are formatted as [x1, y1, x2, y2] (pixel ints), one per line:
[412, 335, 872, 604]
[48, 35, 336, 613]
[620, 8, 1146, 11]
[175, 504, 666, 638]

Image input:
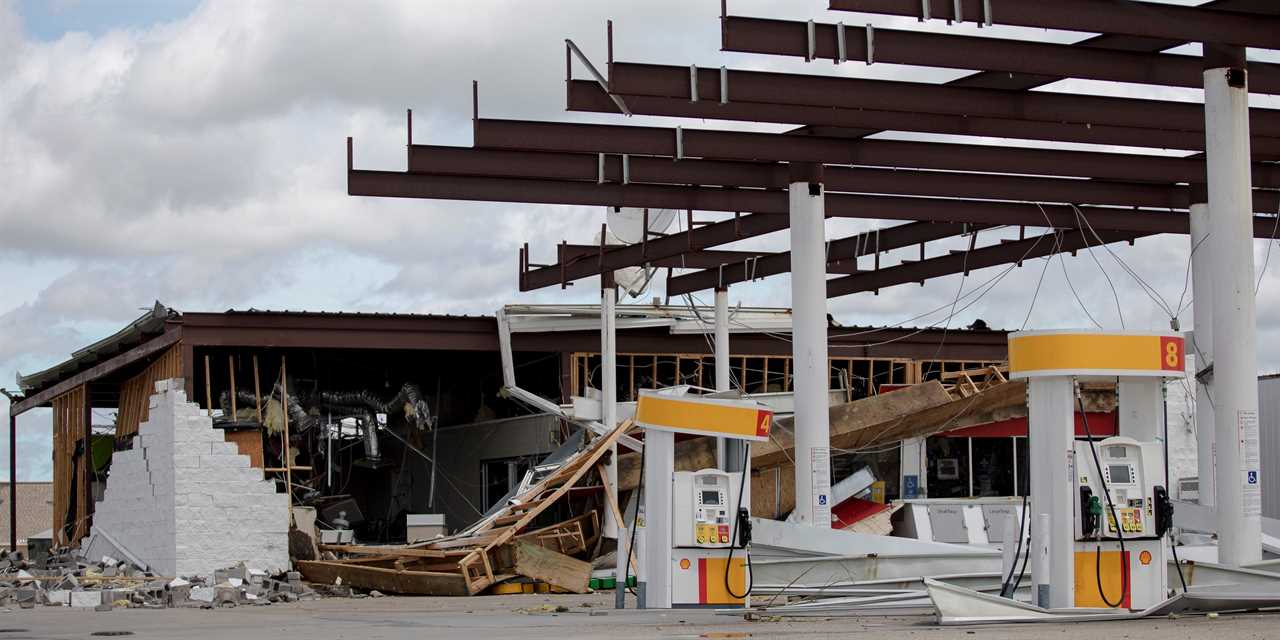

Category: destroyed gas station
[5, 0, 1280, 635]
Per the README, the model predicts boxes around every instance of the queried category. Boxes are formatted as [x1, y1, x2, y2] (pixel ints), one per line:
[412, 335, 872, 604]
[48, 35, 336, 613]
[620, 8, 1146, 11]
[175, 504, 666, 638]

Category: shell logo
[1139, 550, 1153, 565]
[679, 558, 691, 570]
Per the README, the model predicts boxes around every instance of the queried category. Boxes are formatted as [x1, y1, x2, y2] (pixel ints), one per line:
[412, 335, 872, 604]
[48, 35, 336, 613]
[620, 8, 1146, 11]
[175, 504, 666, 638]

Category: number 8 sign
[1160, 336, 1185, 371]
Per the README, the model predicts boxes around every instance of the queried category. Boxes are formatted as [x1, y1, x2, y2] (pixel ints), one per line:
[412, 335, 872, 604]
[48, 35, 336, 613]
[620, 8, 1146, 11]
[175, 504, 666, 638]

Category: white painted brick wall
[84, 378, 290, 578]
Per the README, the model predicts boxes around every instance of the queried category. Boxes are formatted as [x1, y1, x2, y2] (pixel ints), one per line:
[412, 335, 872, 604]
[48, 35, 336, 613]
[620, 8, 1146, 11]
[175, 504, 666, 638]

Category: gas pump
[1008, 330, 1185, 611]
[1072, 436, 1174, 609]
[632, 390, 771, 609]
[670, 469, 751, 607]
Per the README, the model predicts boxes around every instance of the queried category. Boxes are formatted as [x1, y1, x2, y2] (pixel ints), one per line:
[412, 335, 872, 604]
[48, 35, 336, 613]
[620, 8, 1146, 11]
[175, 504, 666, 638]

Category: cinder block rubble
[0, 551, 323, 610]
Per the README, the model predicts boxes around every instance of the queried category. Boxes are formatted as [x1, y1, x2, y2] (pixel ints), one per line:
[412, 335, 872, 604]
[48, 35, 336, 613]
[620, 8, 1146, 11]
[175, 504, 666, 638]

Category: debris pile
[298, 419, 634, 596]
[0, 550, 325, 610]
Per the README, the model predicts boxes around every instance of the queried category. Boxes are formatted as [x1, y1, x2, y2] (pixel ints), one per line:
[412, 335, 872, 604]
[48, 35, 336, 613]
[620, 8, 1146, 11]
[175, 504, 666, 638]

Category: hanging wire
[1254, 203, 1280, 294]
[1021, 250, 1057, 331]
[1071, 204, 1176, 320]
[1068, 206, 1127, 328]
[1030, 203, 1102, 329]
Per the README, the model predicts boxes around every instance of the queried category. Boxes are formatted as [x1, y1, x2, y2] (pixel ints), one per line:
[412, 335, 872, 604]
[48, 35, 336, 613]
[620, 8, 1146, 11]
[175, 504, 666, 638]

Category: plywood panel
[224, 429, 265, 469]
[751, 465, 797, 519]
[508, 539, 591, 593]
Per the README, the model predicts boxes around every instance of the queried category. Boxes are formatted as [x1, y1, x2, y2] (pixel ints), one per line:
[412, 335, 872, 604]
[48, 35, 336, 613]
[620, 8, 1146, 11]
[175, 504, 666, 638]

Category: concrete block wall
[86, 379, 290, 577]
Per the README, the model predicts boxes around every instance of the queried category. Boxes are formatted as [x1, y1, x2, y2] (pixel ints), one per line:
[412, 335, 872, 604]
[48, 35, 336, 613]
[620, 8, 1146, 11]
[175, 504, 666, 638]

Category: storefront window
[927, 435, 1025, 498]
[971, 437, 1015, 497]
[926, 436, 970, 498]
[1015, 436, 1028, 496]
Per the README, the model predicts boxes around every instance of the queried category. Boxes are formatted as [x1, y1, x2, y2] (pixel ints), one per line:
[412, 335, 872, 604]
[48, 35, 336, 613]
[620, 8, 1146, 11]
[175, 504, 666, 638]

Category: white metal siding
[1259, 377, 1280, 519]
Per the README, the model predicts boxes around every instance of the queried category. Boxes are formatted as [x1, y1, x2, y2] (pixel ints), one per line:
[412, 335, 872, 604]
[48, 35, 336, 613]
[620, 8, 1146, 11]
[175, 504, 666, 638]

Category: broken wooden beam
[296, 560, 481, 596]
[496, 539, 592, 594]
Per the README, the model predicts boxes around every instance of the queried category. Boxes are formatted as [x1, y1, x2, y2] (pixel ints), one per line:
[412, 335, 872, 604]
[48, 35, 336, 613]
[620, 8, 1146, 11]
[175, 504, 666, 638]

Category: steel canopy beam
[606, 62, 1280, 140]
[345, 168, 1280, 293]
[570, 79, 1280, 158]
[557, 245, 861, 275]
[348, 169, 1280, 238]
[473, 118, 1280, 188]
[720, 16, 1280, 95]
[408, 144, 1213, 210]
[787, 0, 1279, 140]
[523, 213, 790, 291]
[825, 229, 1155, 298]
[665, 221, 970, 296]
[827, 0, 1280, 50]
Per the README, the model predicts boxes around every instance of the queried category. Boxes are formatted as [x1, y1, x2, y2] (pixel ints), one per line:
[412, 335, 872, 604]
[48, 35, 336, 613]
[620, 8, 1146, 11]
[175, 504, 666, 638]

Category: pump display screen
[701, 490, 721, 505]
[1109, 465, 1132, 484]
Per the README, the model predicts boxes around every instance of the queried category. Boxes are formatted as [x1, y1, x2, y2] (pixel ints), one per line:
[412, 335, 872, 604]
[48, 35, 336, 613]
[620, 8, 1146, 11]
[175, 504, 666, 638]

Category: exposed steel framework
[347, 0, 1280, 299]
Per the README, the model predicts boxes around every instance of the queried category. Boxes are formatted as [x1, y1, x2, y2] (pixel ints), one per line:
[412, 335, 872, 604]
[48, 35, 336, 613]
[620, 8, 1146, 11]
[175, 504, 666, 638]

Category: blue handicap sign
[818, 494, 828, 506]
[1249, 471, 1259, 485]
[904, 475, 920, 499]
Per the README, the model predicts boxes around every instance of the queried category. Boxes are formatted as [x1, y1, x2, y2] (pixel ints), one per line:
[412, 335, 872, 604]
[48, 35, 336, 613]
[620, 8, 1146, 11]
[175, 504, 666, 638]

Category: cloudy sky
[3, 0, 1279, 481]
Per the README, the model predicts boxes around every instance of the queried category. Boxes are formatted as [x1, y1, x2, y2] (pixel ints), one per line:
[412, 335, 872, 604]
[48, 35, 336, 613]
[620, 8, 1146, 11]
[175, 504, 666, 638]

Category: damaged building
[9, 301, 1015, 579]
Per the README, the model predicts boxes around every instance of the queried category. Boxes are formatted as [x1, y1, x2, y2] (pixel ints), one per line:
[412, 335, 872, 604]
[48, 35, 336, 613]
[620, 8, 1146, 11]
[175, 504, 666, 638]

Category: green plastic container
[589, 576, 636, 590]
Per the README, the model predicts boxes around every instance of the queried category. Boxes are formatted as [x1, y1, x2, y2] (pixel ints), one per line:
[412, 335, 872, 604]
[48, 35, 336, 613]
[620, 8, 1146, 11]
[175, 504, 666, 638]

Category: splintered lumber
[319, 544, 450, 559]
[498, 539, 591, 594]
[617, 435, 717, 492]
[296, 560, 477, 596]
[754, 381, 955, 470]
[749, 380, 1016, 517]
[830, 379, 1027, 453]
[479, 419, 634, 550]
[300, 418, 635, 596]
[516, 512, 599, 557]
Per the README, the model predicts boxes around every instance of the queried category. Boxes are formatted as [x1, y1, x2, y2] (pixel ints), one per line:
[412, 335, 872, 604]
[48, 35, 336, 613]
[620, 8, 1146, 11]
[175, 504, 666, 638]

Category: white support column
[602, 283, 625, 608]
[1028, 377, 1074, 609]
[602, 285, 619, 538]
[715, 288, 731, 395]
[1204, 52, 1262, 566]
[1033, 513, 1053, 608]
[1118, 378, 1163, 444]
[1189, 200, 1216, 507]
[715, 287, 748, 473]
[642, 429, 674, 609]
[789, 166, 831, 528]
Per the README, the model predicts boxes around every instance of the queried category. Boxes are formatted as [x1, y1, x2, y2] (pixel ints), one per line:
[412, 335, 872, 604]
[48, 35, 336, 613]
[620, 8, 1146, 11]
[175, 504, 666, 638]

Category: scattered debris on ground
[0, 549, 330, 610]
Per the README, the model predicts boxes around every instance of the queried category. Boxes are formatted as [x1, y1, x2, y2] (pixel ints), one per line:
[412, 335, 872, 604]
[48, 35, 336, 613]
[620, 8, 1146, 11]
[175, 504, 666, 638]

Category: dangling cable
[1162, 388, 1189, 593]
[624, 441, 645, 597]
[1078, 387, 1128, 609]
[1002, 493, 1030, 598]
[725, 444, 753, 599]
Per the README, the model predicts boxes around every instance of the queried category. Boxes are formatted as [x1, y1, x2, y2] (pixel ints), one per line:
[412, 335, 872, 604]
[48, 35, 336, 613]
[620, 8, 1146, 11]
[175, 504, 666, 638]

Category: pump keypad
[1107, 507, 1144, 534]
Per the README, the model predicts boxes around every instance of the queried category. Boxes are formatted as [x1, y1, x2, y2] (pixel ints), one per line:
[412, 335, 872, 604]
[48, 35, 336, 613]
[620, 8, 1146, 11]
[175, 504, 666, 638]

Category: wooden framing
[114, 345, 183, 442]
[51, 385, 88, 547]
[569, 351, 916, 400]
